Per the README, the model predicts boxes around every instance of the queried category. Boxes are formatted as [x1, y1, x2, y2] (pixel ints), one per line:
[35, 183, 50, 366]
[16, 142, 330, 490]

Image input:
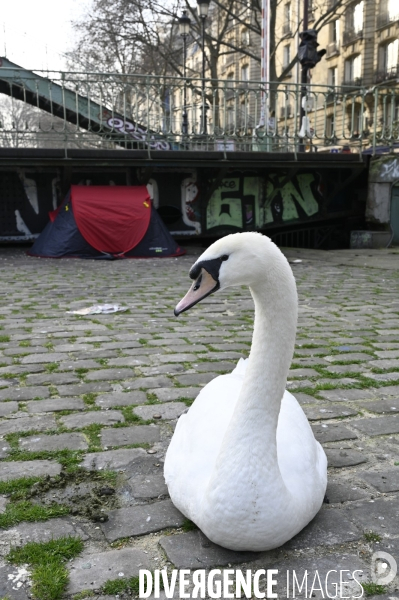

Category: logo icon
[371, 551, 397, 585]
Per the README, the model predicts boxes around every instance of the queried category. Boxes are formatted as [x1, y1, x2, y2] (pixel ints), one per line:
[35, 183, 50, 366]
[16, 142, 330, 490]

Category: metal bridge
[0, 57, 397, 246]
[0, 57, 398, 157]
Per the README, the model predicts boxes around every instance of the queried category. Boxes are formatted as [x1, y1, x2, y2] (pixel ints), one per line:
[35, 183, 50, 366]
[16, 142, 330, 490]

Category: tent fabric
[27, 186, 185, 259]
[71, 185, 151, 254]
[28, 197, 106, 259]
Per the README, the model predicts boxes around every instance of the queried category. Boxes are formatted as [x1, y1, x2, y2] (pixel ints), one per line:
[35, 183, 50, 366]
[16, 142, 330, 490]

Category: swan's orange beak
[174, 268, 219, 316]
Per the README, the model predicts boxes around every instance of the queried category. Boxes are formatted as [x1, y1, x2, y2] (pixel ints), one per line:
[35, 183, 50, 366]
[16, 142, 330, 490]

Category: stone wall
[366, 155, 399, 224]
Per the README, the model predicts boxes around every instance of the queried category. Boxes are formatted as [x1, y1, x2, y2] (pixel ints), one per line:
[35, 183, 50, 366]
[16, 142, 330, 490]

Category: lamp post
[179, 10, 191, 135]
[299, 0, 309, 152]
[197, 0, 210, 134]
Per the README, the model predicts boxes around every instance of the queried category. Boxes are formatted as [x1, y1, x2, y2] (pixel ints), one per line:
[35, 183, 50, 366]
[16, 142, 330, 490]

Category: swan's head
[175, 232, 286, 316]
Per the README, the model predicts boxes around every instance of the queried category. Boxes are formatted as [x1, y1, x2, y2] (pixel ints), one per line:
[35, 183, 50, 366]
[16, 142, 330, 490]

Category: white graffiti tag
[107, 117, 170, 151]
[380, 159, 399, 180]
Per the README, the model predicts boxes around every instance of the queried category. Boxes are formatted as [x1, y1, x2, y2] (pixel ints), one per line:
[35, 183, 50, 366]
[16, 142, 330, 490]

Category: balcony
[377, 10, 399, 28]
[326, 41, 340, 57]
[342, 77, 363, 90]
[342, 28, 363, 45]
[374, 64, 399, 83]
[282, 23, 292, 36]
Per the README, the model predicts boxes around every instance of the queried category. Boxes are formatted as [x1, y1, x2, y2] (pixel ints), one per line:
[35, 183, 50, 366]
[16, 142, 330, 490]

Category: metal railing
[377, 10, 399, 28]
[375, 64, 399, 84]
[342, 77, 363, 89]
[0, 58, 398, 156]
[343, 28, 363, 45]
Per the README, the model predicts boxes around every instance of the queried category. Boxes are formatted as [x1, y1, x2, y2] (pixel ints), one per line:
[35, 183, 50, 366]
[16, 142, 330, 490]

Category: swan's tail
[232, 357, 248, 376]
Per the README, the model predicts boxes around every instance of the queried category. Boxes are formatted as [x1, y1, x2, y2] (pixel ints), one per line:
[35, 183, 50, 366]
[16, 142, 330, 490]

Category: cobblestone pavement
[0, 245, 399, 599]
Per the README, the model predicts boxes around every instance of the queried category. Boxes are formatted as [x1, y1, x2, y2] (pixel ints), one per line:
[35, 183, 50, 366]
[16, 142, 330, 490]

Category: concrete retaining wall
[366, 156, 399, 224]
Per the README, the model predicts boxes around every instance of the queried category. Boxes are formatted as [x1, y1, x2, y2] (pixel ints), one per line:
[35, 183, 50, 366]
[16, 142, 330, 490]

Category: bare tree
[0, 95, 41, 148]
[70, 0, 354, 85]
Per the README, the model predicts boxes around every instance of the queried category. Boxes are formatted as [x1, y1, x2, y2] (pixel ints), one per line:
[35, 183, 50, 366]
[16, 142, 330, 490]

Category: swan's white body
[164, 233, 327, 551]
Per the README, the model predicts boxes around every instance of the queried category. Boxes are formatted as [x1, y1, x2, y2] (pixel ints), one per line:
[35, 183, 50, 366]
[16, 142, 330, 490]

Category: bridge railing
[0, 63, 398, 155]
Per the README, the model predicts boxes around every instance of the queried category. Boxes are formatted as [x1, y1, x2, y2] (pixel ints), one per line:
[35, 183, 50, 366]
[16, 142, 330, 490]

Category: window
[326, 114, 335, 137]
[284, 3, 291, 25]
[241, 29, 250, 46]
[330, 20, 340, 43]
[241, 64, 249, 82]
[380, 0, 398, 21]
[390, 98, 399, 121]
[241, 100, 249, 125]
[328, 66, 338, 86]
[227, 72, 235, 87]
[283, 3, 291, 34]
[226, 72, 235, 98]
[226, 107, 234, 129]
[346, 1, 363, 32]
[283, 45, 291, 68]
[348, 106, 363, 135]
[384, 39, 399, 72]
[344, 54, 362, 83]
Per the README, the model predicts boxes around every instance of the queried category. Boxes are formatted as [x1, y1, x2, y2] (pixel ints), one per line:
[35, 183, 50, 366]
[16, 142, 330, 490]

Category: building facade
[178, 0, 398, 151]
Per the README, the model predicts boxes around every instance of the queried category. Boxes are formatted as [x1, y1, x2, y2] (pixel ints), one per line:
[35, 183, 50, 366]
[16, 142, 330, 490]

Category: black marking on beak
[189, 255, 228, 282]
[193, 273, 202, 291]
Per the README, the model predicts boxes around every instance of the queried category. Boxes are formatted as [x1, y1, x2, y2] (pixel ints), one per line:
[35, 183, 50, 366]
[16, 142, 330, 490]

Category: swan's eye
[221, 255, 229, 261]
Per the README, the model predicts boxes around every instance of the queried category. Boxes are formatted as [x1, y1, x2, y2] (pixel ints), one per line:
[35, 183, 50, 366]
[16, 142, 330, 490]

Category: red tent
[28, 186, 185, 259]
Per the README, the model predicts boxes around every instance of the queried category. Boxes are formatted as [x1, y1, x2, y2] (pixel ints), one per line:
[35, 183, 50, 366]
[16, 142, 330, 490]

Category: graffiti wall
[206, 173, 323, 232]
[206, 177, 262, 230]
[0, 170, 59, 239]
[261, 173, 323, 225]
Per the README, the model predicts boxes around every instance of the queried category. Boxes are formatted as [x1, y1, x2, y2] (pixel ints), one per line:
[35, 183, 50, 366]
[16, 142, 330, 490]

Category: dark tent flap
[71, 185, 151, 254]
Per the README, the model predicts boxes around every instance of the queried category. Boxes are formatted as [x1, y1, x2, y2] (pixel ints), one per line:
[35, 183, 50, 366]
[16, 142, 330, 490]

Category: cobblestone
[133, 401, 187, 420]
[25, 397, 85, 413]
[60, 410, 124, 429]
[351, 415, 399, 436]
[0, 386, 50, 401]
[0, 459, 61, 481]
[67, 548, 152, 595]
[1, 246, 399, 596]
[100, 425, 160, 447]
[152, 386, 202, 401]
[19, 432, 88, 451]
[101, 499, 185, 541]
[160, 530, 259, 569]
[0, 414, 56, 435]
[311, 423, 358, 443]
[95, 390, 147, 408]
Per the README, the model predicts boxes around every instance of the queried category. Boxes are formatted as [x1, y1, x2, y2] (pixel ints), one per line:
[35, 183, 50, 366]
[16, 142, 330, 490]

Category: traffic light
[298, 29, 326, 69]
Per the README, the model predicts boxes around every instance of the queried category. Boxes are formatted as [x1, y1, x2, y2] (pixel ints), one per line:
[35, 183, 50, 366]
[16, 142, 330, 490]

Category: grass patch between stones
[363, 531, 382, 542]
[182, 518, 198, 532]
[0, 500, 69, 528]
[0, 476, 43, 500]
[5, 448, 84, 473]
[101, 575, 140, 595]
[361, 581, 387, 596]
[7, 536, 84, 600]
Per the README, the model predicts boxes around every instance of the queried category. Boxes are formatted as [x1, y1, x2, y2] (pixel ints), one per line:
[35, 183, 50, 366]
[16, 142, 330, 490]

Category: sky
[1, 0, 91, 71]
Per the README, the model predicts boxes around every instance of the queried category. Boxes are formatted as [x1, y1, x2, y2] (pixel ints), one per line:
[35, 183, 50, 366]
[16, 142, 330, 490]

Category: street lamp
[197, 0, 210, 134]
[179, 10, 191, 135]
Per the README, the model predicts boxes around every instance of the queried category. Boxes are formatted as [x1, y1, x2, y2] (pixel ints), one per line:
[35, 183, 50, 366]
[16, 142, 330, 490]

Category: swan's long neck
[205, 252, 298, 507]
[242, 262, 298, 442]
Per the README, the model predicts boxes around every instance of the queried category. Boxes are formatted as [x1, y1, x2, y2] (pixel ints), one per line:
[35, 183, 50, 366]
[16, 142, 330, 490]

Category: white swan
[164, 232, 327, 551]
